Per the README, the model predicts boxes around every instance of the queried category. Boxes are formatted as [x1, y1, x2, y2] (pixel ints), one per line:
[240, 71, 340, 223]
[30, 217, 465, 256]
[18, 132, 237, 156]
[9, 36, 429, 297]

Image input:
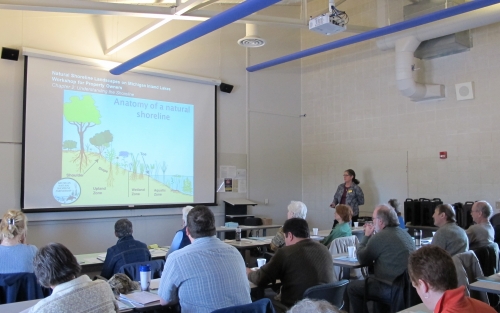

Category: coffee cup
[348, 246, 356, 258]
[353, 222, 359, 227]
[312, 228, 318, 236]
[257, 258, 266, 268]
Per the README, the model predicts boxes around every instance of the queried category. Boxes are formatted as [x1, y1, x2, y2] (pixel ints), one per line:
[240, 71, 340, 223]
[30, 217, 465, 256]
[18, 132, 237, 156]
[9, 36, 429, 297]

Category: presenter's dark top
[101, 234, 151, 279]
[166, 226, 191, 258]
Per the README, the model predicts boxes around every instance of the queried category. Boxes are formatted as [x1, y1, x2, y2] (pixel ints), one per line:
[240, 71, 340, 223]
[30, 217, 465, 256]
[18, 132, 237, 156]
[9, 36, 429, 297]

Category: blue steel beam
[110, 0, 281, 75]
[247, 0, 500, 72]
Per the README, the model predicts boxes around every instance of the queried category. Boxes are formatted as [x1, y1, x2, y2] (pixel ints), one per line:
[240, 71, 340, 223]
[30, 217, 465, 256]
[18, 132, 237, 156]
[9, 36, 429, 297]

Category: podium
[224, 199, 257, 239]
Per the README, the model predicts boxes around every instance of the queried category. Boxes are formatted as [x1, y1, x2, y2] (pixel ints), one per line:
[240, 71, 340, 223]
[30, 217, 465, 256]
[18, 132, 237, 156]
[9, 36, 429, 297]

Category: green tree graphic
[89, 130, 113, 158]
[64, 95, 101, 172]
[62, 140, 77, 150]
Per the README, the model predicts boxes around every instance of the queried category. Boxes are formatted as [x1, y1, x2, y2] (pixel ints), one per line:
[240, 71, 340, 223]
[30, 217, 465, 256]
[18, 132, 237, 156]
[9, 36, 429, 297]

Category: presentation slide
[23, 56, 216, 211]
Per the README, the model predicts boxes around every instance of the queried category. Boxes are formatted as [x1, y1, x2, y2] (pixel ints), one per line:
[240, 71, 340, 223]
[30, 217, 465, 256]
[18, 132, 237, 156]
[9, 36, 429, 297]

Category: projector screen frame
[20, 51, 218, 213]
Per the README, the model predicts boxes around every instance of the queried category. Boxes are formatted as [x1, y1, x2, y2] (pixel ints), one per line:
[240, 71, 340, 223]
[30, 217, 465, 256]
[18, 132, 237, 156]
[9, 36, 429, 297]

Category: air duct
[238, 23, 266, 48]
[395, 36, 445, 101]
[246, 0, 500, 72]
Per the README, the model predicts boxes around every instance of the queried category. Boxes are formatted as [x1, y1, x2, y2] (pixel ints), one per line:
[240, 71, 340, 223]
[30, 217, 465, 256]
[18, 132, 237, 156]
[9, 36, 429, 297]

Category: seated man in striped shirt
[158, 205, 251, 313]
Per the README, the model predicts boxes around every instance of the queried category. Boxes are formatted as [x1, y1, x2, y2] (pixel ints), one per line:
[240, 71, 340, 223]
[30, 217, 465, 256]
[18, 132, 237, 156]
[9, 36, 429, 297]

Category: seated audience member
[431, 204, 469, 256]
[321, 204, 353, 247]
[408, 245, 496, 313]
[24, 242, 118, 313]
[467, 201, 494, 250]
[0, 210, 38, 273]
[287, 298, 344, 313]
[100, 218, 151, 279]
[388, 199, 406, 230]
[270, 201, 307, 251]
[165, 205, 193, 258]
[347, 204, 415, 313]
[248, 218, 334, 310]
[158, 205, 251, 313]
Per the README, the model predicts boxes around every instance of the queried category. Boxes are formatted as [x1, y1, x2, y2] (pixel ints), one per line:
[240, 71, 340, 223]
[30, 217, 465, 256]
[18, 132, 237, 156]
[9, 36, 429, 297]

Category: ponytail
[346, 169, 360, 185]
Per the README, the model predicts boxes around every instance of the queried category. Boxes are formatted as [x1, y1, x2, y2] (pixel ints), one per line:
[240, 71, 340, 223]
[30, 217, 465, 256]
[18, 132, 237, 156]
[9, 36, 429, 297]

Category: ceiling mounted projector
[238, 24, 265, 48]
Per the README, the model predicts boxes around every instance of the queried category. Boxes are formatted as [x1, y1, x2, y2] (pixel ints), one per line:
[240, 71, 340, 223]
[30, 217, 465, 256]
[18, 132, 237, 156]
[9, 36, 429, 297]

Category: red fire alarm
[440, 151, 447, 159]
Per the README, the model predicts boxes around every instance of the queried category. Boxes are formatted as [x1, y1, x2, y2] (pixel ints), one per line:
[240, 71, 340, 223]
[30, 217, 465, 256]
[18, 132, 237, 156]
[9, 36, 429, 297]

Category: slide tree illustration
[62, 140, 77, 151]
[89, 130, 113, 158]
[64, 95, 101, 172]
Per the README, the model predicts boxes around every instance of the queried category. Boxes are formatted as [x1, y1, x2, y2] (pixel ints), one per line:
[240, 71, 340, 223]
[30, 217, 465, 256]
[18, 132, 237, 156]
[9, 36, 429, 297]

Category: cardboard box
[260, 218, 273, 225]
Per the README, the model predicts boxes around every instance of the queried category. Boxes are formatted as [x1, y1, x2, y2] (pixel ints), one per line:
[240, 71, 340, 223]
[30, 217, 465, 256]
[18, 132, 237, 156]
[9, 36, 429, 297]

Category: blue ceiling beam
[110, 0, 281, 75]
[247, 0, 500, 72]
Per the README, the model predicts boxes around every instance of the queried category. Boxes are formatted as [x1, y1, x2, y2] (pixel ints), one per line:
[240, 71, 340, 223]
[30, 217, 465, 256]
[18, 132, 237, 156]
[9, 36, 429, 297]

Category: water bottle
[414, 229, 421, 246]
[140, 264, 151, 291]
[236, 227, 241, 241]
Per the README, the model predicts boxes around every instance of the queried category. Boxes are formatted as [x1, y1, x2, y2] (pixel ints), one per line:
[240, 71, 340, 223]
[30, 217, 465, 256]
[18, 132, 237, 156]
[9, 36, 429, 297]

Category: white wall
[0, 10, 301, 253]
[301, 14, 500, 230]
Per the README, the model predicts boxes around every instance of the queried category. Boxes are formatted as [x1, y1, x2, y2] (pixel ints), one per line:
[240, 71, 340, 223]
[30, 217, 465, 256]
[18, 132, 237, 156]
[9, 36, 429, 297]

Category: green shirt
[321, 222, 352, 246]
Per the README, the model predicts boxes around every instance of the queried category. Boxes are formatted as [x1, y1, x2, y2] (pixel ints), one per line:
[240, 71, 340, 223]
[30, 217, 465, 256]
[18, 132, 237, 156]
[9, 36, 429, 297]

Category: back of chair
[0, 272, 51, 304]
[452, 251, 489, 304]
[118, 259, 165, 281]
[211, 298, 275, 313]
[329, 236, 362, 280]
[472, 242, 499, 277]
[303, 280, 349, 309]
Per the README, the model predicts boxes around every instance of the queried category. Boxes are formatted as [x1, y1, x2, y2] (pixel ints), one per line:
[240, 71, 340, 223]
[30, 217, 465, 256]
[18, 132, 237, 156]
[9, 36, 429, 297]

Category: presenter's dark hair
[283, 218, 310, 239]
[345, 169, 360, 185]
[187, 205, 216, 238]
[408, 245, 458, 292]
[115, 218, 133, 238]
[34, 242, 81, 288]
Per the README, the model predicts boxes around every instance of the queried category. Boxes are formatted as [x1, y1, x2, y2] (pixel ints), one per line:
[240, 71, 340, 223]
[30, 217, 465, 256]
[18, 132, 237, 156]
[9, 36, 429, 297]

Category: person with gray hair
[466, 201, 494, 250]
[347, 204, 415, 313]
[431, 204, 468, 256]
[100, 218, 151, 279]
[25, 242, 118, 313]
[270, 201, 308, 251]
[166, 206, 194, 258]
[287, 299, 344, 313]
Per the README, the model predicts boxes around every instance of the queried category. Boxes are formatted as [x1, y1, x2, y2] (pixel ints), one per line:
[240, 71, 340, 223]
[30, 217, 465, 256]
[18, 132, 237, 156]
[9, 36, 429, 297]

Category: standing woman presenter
[330, 169, 364, 226]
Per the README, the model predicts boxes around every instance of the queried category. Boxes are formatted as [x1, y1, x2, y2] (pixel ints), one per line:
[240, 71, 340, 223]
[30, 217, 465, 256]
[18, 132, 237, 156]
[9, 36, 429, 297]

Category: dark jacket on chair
[101, 235, 151, 279]
[0, 272, 51, 304]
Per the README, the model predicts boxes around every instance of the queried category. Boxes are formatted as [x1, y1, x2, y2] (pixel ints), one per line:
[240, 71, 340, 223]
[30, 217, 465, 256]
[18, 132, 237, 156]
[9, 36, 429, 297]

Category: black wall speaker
[219, 83, 234, 93]
[1, 47, 19, 61]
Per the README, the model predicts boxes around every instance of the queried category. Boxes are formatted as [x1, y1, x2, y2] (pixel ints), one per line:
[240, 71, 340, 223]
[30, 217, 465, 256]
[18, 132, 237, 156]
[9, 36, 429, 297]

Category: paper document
[97, 254, 106, 261]
[120, 291, 160, 305]
[334, 256, 358, 262]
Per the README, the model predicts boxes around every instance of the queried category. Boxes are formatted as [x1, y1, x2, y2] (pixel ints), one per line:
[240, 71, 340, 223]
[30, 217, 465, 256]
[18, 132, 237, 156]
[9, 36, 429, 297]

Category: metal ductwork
[395, 36, 445, 101]
[238, 23, 266, 48]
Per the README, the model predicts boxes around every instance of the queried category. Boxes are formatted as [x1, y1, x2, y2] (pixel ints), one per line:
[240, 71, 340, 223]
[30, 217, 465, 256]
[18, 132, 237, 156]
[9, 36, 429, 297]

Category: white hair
[288, 201, 307, 219]
[182, 206, 194, 224]
[287, 299, 341, 313]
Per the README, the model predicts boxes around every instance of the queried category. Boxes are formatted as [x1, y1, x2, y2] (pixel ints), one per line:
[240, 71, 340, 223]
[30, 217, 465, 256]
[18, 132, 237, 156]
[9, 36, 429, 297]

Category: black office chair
[363, 270, 421, 313]
[473, 243, 500, 307]
[0, 272, 51, 304]
[117, 259, 165, 281]
[303, 280, 349, 309]
[211, 298, 275, 313]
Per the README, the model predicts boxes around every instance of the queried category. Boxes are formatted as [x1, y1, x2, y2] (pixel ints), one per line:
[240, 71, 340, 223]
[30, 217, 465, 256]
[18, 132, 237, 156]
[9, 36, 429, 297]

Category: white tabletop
[396, 303, 430, 312]
[470, 279, 500, 294]
[75, 247, 169, 266]
[225, 237, 273, 249]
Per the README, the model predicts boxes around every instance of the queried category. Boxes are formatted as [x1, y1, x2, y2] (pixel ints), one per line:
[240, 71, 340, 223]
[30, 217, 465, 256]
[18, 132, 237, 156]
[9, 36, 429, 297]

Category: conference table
[396, 303, 431, 313]
[216, 224, 281, 240]
[75, 247, 169, 275]
[470, 274, 500, 294]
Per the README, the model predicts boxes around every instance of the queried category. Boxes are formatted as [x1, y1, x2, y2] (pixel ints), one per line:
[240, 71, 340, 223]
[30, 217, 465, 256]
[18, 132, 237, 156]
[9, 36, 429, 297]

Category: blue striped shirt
[158, 236, 251, 313]
[0, 244, 38, 273]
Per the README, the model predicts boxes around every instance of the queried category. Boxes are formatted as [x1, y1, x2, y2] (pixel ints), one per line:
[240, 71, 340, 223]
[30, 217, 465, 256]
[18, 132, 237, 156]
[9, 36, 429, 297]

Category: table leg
[263, 229, 267, 236]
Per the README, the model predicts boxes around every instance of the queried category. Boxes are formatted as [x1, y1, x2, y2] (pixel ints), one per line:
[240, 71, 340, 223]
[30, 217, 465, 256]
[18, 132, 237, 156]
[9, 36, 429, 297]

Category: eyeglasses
[343, 174, 351, 177]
